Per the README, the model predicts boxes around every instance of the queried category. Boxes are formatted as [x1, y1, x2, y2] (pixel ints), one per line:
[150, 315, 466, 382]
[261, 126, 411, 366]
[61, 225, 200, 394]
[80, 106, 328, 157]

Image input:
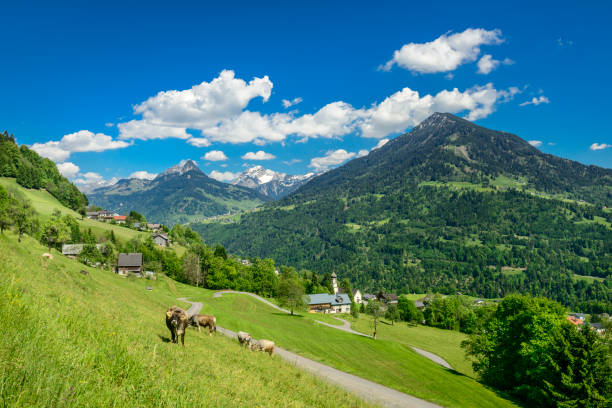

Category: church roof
[308, 293, 351, 306]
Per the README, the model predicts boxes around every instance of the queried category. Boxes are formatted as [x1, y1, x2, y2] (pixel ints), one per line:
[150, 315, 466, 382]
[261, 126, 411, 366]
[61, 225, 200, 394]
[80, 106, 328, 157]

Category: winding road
[179, 296, 442, 408]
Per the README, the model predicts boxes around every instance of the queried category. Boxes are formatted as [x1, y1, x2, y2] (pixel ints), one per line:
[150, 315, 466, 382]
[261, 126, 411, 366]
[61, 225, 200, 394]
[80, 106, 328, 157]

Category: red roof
[114, 216, 127, 221]
[567, 316, 584, 325]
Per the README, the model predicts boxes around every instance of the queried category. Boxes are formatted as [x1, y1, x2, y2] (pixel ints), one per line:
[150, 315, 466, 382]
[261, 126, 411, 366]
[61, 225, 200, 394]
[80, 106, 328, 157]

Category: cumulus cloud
[105, 122, 114, 127]
[357, 149, 369, 158]
[528, 140, 543, 147]
[118, 70, 272, 140]
[73, 172, 118, 193]
[56, 162, 80, 178]
[590, 143, 611, 151]
[241, 150, 276, 160]
[520, 96, 550, 106]
[128, 171, 157, 180]
[31, 130, 131, 162]
[309, 149, 357, 171]
[476, 55, 514, 74]
[282, 97, 303, 108]
[186, 137, 211, 147]
[372, 138, 389, 150]
[381, 28, 504, 73]
[202, 150, 228, 161]
[209, 170, 239, 182]
[283, 158, 302, 165]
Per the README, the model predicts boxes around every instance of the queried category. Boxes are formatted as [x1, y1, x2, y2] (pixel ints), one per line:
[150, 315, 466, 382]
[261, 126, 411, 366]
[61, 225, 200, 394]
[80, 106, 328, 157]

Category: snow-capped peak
[232, 166, 316, 199]
[159, 159, 201, 177]
[236, 165, 286, 185]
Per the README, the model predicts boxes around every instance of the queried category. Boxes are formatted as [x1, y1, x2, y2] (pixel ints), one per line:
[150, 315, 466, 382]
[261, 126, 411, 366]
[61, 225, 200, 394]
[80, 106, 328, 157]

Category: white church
[306, 272, 352, 314]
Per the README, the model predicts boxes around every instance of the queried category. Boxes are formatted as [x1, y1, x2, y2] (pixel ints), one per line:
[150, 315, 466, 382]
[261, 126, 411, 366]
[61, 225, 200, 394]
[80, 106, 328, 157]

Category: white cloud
[520, 96, 550, 106]
[528, 140, 543, 147]
[283, 158, 302, 165]
[201, 111, 291, 145]
[209, 170, 239, 182]
[202, 150, 228, 161]
[241, 150, 276, 160]
[357, 149, 369, 158]
[56, 162, 80, 178]
[128, 171, 157, 180]
[359, 83, 520, 138]
[373, 138, 389, 150]
[118, 70, 272, 140]
[381, 28, 504, 73]
[282, 97, 303, 108]
[73, 172, 118, 193]
[105, 122, 114, 127]
[31, 130, 131, 162]
[476, 55, 514, 74]
[186, 137, 211, 147]
[309, 149, 356, 171]
[590, 143, 611, 151]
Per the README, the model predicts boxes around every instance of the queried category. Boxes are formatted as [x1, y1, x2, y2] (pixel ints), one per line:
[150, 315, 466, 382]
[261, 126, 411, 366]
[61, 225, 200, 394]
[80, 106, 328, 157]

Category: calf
[165, 306, 189, 346]
[237, 331, 251, 346]
[248, 338, 274, 356]
[190, 314, 216, 336]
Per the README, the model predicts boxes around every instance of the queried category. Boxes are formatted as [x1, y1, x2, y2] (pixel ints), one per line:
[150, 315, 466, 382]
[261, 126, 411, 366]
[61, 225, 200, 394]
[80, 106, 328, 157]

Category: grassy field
[182, 292, 518, 408]
[345, 314, 475, 377]
[0, 177, 145, 243]
[0, 231, 373, 407]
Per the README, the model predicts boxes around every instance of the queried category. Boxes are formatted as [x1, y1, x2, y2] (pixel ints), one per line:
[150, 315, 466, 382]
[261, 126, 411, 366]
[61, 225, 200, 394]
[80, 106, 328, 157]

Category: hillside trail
[214, 291, 452, 369]
[179, 297, 443, 408]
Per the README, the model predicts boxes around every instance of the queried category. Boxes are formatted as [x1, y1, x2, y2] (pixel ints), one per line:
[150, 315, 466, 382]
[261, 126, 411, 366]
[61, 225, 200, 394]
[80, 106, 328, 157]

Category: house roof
[381, 293, 398, 302]
[117, 253, 143, 267]
[153, 233, 169, 241]
[308, 293, 351, 306]
[331, 272, 337, 278]
[114, 215, 127, 221]
[567, 316, 584, 325]
[363, 294, 377, 300]
[352, 289, 361, 295]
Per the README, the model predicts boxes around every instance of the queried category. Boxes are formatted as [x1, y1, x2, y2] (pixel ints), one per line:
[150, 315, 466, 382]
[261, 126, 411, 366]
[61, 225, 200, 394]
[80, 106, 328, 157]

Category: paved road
[213, 291, 453, 370]
[213, 290, 290, 313]
[180, 297, 442, 408]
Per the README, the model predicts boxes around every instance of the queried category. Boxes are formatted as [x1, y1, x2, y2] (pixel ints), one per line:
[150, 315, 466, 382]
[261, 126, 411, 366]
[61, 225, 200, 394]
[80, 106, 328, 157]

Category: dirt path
[213, 291, 453, 370]
[181, 297, 442, 408]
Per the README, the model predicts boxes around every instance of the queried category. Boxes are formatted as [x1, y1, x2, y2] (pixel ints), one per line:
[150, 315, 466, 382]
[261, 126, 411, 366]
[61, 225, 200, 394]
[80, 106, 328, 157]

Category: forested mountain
[193, 113, 612, 313]
[0, 131, 88, 210]
[88, 160, 269, 226]
[232, 166, 315, 199]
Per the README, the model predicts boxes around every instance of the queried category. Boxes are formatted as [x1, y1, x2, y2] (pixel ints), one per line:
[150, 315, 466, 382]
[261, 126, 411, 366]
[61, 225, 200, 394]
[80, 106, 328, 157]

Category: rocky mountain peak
[159, 159, 202, 177]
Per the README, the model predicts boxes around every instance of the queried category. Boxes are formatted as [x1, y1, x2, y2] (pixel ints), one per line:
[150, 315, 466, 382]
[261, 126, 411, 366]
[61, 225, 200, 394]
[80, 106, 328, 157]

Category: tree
[367, 300, 383, 339]
[277, 268, 306, 316]
[41, 219, 70, 251]
[462, 294, 611, 407]
[11, 200, 37, 242]
[398, 296, 421, 323]
[214, 244, 228, 260]
[385, 303, 400, 325]
[182, 251, 202, 287]
[340, 278, 353, 300]
[0, 185, 12, 233]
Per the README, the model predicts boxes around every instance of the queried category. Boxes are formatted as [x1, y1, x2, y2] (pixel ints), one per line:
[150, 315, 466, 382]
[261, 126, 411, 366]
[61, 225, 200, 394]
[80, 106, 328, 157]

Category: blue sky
[1, 1, 611, 189]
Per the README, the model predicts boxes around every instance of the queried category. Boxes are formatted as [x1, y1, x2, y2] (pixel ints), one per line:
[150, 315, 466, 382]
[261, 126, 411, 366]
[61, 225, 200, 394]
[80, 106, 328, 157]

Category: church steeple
[331, 272, 338, 294]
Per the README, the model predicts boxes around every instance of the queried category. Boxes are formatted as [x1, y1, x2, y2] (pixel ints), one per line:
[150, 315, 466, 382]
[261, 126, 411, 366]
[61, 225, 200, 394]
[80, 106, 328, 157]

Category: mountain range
[231, 166, 315, 199]
[192, 113, 612, 312]
[88, 160, 270, 225]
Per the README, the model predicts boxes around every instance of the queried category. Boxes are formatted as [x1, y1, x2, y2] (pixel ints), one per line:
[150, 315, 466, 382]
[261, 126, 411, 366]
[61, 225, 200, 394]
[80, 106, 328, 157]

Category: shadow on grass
[157, 334, 172, 343]
[272, 312, 304, 318]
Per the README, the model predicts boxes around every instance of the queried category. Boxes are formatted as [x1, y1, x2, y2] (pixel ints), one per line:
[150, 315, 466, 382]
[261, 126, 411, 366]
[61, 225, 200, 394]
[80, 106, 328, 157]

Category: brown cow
[248, 338, 274, 356]
[165, 306, 189, 346]
[190, 314, 216, 336]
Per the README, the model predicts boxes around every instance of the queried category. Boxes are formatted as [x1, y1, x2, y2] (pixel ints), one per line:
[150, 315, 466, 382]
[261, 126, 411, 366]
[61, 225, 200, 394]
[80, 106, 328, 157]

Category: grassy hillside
[181, 292, 518, 408]
[0, 231, 372, 407]
[0, 177, 145, 243]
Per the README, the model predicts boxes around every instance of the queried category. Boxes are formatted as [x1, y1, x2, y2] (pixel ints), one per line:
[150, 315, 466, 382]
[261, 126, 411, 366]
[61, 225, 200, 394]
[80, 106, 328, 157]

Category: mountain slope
[193, 113, 612, 312]
[232, 166, 315, 199]
[88, 160, 269, 225]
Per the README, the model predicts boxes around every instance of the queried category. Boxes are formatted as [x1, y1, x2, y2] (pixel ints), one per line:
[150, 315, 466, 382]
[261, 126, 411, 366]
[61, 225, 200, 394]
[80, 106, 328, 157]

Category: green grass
[182, 292, 518, 408]
[574, 216, 611, 229]
[0, 231, 373, 408]
[0, 177, 145, 243]
[346, 314, 475, 377]
[572, 274, 605, 283]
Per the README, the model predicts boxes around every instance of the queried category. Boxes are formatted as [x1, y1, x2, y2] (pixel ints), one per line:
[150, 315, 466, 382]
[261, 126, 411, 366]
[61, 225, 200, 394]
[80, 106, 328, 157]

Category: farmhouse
[147, 223, 161, 231]
[307, 293, 351, 314]
[379, 292, 399, 304]
[352, 289, 363, 304]
[116, 253, 143, 277]
[113, 215, 127, 224]
[153, 233, 170, 247]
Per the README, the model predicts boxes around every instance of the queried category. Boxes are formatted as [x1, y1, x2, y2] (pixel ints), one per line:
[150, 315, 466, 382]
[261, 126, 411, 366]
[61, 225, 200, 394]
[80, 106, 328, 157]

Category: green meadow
[0, 231, 373, 408]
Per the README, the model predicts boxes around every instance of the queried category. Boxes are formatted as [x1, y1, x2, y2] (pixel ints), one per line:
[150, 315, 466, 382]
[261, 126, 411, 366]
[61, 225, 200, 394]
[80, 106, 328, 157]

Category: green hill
[88, 160, 269, 226]
[0, 231, 374, 407]
[192, 113, 612, 313]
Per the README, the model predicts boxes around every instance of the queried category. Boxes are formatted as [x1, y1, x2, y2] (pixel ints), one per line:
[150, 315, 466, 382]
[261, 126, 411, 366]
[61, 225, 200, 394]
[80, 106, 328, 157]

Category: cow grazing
[165, 306, 189, 346]
[237, 331, 251, 346]
[248, 338, 275, 356]
[190, 314, 216, 335]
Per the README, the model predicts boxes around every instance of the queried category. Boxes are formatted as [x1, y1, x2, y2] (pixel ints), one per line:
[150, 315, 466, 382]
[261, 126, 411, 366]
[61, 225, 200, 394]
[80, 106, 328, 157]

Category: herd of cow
[164, 306, 275, 355]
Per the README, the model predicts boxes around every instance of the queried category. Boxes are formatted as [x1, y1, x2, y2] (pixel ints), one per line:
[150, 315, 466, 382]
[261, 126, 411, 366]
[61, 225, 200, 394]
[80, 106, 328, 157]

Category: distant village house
[153, 233, 170, 247]
[352, 289, 362, 304]
[62, 243, 104, 259]
[116, 253, 143, 277]
[306, 272, 351, 313]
